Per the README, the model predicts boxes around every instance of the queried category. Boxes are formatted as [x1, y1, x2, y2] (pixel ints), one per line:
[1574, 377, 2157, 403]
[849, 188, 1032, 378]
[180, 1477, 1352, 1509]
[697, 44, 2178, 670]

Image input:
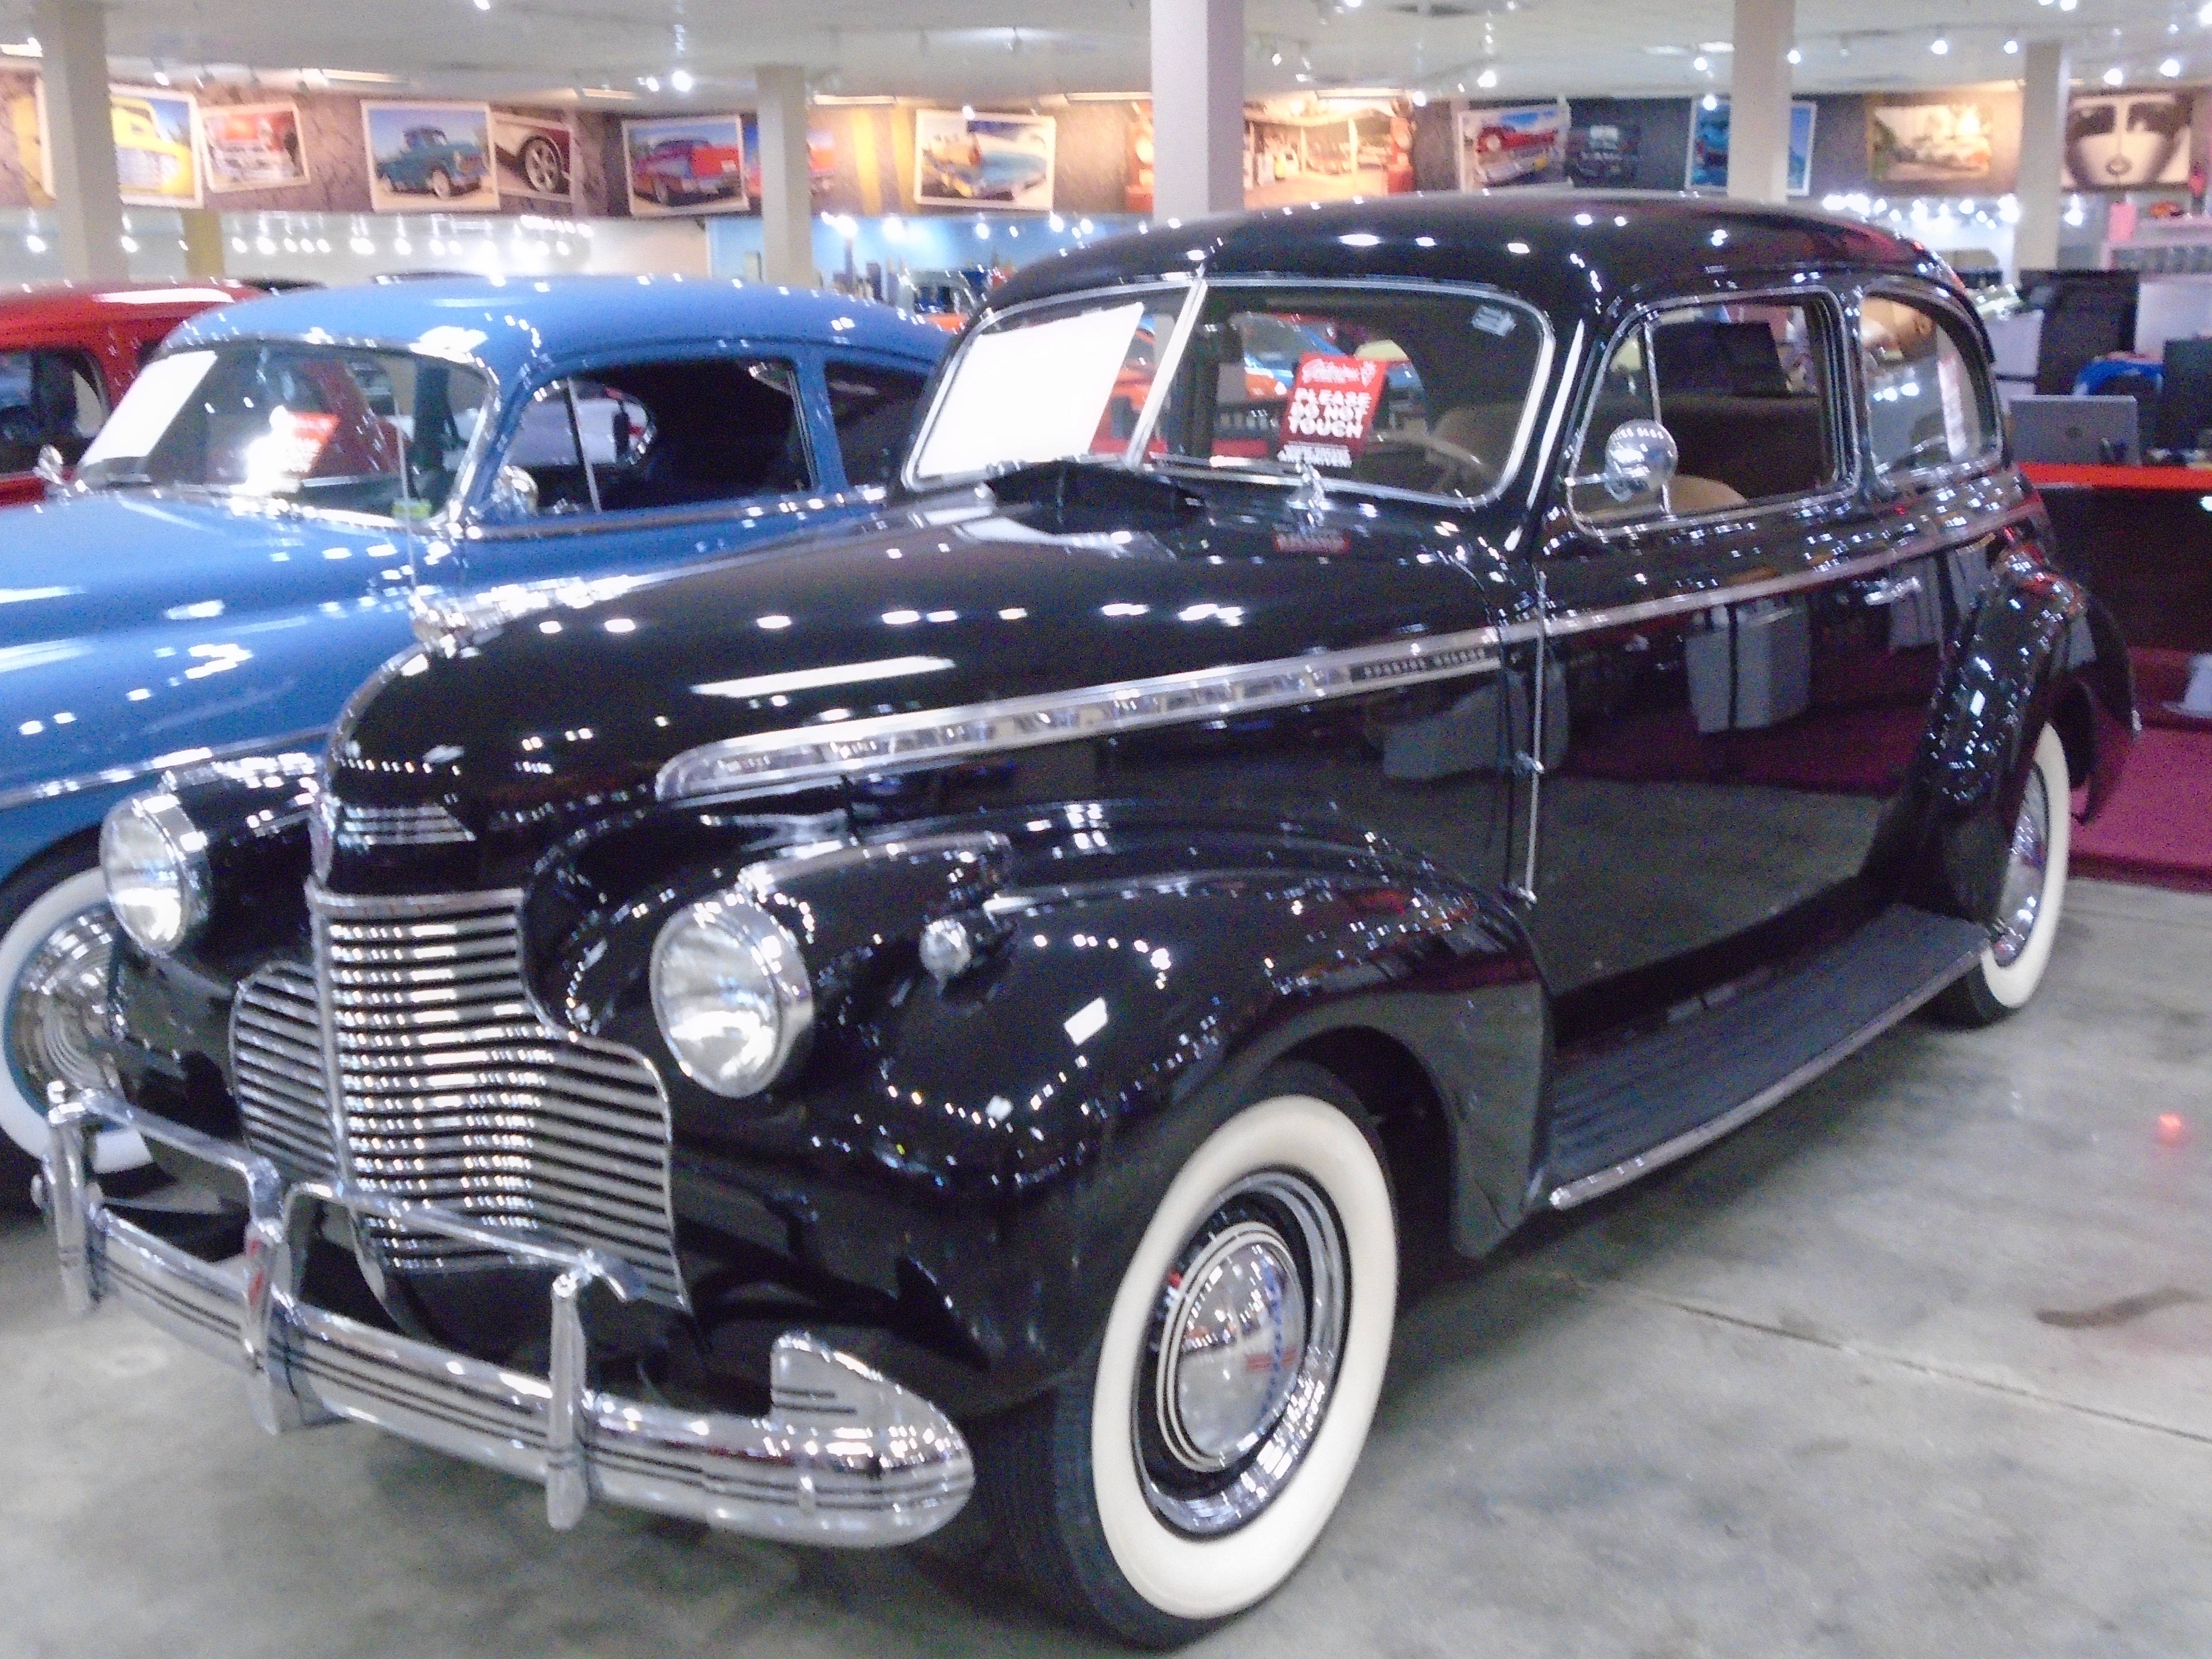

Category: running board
[1544, 906, 1987, 1211]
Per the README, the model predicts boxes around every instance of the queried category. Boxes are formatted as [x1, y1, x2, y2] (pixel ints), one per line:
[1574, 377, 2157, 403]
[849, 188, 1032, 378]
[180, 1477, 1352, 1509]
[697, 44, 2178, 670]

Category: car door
[456, 345, 874, 589]
[1529, 282, 1899, 1044]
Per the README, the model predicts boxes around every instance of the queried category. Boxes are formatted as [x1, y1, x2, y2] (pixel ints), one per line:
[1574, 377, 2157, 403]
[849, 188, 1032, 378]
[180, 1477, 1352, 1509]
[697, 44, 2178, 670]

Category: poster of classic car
[203, 100, 308, 192]
[915, 107, 1055, 210]
[111, 88, 201, 207]
[1686, 97, 1816, 194]
[1867, 90, 2020, 191]
[622, 114, 749, 214]
[362, 100, 495, 210]
[1458, 102, 1568, 188]
[491, 108, 574, 203]
[2064, 89, 2195, 190]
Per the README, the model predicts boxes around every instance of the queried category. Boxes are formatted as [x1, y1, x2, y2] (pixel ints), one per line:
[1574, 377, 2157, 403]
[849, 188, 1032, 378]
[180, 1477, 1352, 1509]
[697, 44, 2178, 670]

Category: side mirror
[483, 463, 540, 523]
[33, 444, 69, 494]
[1601, 419, 1677, 502]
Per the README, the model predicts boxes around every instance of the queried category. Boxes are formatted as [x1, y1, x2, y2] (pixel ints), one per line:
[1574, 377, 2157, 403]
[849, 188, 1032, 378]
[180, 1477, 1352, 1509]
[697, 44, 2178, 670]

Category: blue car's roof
[169, 274, 946, 388]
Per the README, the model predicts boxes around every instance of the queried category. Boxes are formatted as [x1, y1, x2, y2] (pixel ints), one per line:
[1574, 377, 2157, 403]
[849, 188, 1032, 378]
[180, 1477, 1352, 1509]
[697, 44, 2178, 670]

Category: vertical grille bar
[232, 887, 687, 1310]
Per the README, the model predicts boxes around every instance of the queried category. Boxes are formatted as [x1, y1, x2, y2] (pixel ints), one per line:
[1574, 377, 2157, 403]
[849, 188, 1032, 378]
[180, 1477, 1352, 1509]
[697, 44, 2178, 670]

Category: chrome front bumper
[42, 1091, 973, 1547]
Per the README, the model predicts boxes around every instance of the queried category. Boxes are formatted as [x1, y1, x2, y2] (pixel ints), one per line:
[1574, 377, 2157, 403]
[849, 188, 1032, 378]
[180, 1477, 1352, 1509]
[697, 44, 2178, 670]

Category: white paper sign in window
[80, 349, 217, 468]
[914, 301, 1148, 481]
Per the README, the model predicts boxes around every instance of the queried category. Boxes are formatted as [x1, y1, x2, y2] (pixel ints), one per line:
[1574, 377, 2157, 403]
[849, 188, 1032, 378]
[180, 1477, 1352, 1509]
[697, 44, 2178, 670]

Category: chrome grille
[230, 888, 685, 1309]
[322, 798, 476, 849]
[231, 962, 338, 1184]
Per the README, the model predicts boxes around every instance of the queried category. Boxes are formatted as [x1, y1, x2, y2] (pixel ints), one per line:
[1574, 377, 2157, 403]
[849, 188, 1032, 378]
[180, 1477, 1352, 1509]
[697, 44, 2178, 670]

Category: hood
[0, 489, 412, 647]
[331, 480, 1516, 826]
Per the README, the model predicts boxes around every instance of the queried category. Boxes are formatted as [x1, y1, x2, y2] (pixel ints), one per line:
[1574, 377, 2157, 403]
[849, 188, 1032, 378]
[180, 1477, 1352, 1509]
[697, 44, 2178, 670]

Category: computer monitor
[2009, 395, 2141, 465]
[2155, 338, 2212, 452]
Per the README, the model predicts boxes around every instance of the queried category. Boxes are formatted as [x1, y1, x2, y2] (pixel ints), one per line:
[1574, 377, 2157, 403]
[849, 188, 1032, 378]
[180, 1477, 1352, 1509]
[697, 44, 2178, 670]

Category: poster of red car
[1458, 103, 1568, 189]
[204, 101, 308, 193]
[623, 114, 750, 216]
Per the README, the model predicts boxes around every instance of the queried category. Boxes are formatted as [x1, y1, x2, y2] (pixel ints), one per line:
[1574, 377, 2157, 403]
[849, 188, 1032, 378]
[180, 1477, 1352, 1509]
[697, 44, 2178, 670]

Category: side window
[0, 349, 106, 473]
[1860, 295, 1996, 476]
[826, 363, 927, 488]
[1570, 298, 1840, 525]
[498, 356, 810, 520]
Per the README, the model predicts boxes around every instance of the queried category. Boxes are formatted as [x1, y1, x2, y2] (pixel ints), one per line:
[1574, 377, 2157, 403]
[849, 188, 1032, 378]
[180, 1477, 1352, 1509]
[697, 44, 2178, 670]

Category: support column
[755, 64, 815, 289]
[1726, 0, 1794, 205]
[2016, 40, 2070, 275]
[179, 209, 225, 278]
[1149, 0, 1243, 221]
[31, 0, 126, 280]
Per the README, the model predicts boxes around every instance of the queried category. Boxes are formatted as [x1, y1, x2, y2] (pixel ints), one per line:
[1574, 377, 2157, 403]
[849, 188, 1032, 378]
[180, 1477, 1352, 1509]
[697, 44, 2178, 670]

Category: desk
[2020, 463, 2212, 651]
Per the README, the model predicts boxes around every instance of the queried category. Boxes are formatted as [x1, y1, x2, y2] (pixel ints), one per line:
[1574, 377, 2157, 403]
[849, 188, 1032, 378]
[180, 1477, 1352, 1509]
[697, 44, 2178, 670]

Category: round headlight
[100, 791, 210, 956]
[649, 897, 812, 1098]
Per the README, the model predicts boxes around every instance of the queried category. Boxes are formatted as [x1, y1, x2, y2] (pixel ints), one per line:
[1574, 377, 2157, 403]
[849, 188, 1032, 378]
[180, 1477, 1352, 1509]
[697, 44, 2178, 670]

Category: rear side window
[1859, 295, 1996, 475]
[497, 356, 812, 519]
[827, 364, 927, 488]
[1570, 297, 1839, 523]
[0, 349, 106, 473]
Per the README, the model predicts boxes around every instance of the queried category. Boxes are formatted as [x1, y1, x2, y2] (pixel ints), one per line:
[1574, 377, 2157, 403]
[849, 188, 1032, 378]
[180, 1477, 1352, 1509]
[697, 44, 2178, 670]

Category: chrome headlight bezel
[100, 790, 212, 957]
[648, 895, 813, 1099]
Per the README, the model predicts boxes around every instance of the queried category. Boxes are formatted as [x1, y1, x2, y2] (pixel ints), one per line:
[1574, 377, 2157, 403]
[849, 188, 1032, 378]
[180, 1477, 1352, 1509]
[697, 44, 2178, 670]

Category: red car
[0, 281, 255, 506]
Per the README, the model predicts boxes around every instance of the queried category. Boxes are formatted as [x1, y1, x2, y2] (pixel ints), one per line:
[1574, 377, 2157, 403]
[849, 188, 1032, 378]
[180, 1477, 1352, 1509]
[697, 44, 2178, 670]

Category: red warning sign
[1277, 353, 1387, 468]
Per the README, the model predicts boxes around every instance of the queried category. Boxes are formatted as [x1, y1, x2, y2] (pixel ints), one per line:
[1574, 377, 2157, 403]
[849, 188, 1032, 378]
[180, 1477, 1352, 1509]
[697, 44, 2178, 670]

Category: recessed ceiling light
[669, 67, 694, 91]
[1929, 36, 1950, 55]
[2103, 64, 2126, 84]
[2004, 38, 2021, 54]
[1787, 47, 1802, 64]
[2161, 56, 2184, 76]
[1476, 67, 1498, 88]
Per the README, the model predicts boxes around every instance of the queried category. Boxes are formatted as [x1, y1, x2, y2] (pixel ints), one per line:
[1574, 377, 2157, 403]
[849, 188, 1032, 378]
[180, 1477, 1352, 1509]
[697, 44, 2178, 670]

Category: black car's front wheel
[981, 1063, 1397, 1646]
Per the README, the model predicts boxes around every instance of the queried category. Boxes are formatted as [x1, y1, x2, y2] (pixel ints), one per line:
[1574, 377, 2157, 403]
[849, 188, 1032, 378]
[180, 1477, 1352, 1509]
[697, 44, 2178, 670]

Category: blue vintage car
[376, 126, 489, 200]
[0, 275, 945, 1193]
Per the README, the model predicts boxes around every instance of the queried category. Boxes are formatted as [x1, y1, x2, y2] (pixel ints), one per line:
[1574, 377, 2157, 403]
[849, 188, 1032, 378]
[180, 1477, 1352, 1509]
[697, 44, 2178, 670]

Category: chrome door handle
[1863, 574, 1924, 607]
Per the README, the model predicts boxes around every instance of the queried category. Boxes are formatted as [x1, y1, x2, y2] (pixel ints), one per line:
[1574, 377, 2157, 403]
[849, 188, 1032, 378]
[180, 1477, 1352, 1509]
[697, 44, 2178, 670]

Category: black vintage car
[53, 194, 2132, 1644]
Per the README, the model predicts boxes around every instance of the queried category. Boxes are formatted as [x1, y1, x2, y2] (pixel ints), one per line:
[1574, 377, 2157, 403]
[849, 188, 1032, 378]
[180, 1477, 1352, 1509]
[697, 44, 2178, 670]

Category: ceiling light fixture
[1787, 47, 1802, 64]
[0, 37, 40, 57]
[1476, 67, 1498, 88]
[1702, 92, 1720, 111]
[670, 67, 694, 91]
[1692, 55, 1709, 71]
[2004, 38, 2021, 54]
[1929, 36, 1950, 55]
[2103, 64, 2125, 84]
[2161, 56, 2184, 76]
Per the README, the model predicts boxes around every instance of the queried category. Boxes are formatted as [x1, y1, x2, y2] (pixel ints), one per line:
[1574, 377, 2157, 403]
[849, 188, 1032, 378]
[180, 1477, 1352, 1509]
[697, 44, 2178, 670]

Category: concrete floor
[3, 877, 2207, 1658]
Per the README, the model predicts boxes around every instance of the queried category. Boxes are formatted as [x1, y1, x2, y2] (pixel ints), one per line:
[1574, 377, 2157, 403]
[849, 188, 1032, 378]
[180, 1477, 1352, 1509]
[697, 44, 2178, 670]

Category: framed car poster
[1458, 103, 1567, 189]
[1686, 98, 1817, 195]
[111, 86, 202, 208]
[203, 101, 308, 193]
[623, 114, 750, 216]
[492, 109, 575, 204]
[2064, 89, 2194, 191]
[914, 108, 1055, 211]
[6, 77, 54, 206]
[1866, 91, 2017, 192]
[363, 101, 496, 211]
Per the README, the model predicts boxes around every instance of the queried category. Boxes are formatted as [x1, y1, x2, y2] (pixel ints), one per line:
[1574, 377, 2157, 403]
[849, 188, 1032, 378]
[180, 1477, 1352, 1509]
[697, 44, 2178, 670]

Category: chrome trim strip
[656, 495, 2029, 805]
[0, 726, 328, 816]
[658, 627, 1508, 802]
[43, 1094, 974, 1547]
[1544, 936, 1983, 1210]
[462, 487, 863, 544]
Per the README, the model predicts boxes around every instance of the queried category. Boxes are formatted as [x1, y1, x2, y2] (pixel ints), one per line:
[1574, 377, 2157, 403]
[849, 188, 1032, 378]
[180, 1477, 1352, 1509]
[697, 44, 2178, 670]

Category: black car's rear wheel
[979, 1062, 1396, 1645]
[1935, 723, 2072, 1027]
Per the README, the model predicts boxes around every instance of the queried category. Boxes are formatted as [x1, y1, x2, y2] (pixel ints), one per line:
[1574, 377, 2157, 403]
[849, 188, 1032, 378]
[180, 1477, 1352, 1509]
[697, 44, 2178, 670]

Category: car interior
[0, 350, 105, 474]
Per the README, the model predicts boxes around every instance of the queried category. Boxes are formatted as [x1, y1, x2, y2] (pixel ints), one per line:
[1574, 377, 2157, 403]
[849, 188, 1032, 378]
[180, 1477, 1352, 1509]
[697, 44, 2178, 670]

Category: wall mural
[915, 109, 1055, 210]
[204, 101, 308, 193]
[1458, 103, 1568, 189]
[622, 114, 749, 215]
[363, 100, 495, 211]
[111, 87, 203, 207]
[1685, 98, 1816, 194]
[2064, 89, 2195, 191]
[1866, 88, 2020, 193]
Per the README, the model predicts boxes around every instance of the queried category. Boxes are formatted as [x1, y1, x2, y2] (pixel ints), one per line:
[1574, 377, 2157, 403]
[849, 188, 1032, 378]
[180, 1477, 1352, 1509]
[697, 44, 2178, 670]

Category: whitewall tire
[1938, 723, 2071, 1027]
[981, 1064, 1396, 1644]
[0, 858, 145, 1201]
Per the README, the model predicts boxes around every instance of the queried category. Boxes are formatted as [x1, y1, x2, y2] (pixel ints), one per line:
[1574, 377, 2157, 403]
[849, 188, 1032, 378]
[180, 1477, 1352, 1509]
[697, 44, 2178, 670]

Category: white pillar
[32, 0, 126, 281]
[755, 64, 814, 289]
[2016, 40, 2070, 275]
[1149, 0, 1243, 221]
[1726, 0, 1793, 205]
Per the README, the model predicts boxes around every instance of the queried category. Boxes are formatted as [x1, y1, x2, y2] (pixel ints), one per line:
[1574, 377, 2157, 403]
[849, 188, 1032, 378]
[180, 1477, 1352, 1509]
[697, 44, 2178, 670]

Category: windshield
[78, 343, 491, 520]
[908, 280, 1550, 503]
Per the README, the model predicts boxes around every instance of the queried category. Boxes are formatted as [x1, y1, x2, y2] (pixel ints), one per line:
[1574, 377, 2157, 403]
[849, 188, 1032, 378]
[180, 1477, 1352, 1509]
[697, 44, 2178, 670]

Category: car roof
[167, 274, 948, 387]
[992, 191, 1959, 326]
[0, 280, 255, 331]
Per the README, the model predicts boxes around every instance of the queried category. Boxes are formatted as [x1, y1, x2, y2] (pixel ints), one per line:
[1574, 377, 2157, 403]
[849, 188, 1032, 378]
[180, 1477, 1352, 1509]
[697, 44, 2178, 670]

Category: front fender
[1881, 543, 2135, 922]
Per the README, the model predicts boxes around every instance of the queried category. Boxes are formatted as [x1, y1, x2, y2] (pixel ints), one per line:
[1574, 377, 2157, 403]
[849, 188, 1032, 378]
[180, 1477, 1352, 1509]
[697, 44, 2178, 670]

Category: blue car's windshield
[77, 342, 491, 521]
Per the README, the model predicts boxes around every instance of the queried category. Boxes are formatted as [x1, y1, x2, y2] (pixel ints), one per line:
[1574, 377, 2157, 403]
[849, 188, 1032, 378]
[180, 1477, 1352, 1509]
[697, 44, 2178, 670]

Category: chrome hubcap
[1991, 769, 2051, 969]
[1136, 1170, 1347, 1536]
[8, 905, 115, 1106]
